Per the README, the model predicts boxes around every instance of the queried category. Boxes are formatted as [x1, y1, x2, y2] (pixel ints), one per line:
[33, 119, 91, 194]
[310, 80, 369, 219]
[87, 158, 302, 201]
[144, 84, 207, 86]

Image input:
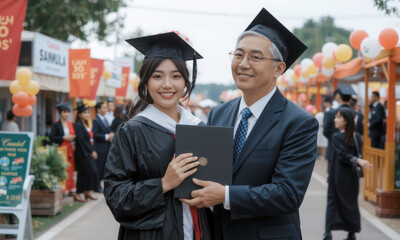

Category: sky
[72, 0, 400, 85]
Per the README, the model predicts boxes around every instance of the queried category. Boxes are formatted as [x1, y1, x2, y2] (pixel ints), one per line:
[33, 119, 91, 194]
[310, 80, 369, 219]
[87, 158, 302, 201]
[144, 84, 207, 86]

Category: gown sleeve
[50, 122, 63, 145]
[332, 133, 355, 166]
[104, 123, 166, 230]
[75, 123, 94, 157]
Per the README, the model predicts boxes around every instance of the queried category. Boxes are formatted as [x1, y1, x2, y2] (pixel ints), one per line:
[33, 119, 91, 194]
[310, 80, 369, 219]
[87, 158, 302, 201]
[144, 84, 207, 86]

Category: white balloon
[299, 76, 309, 83]
[300, 58, 313, 70]
[104, 61, 114, 71]
[322, 42, 338, 58]
[360, 37, 382, 58]
[321, 67, 334, 77]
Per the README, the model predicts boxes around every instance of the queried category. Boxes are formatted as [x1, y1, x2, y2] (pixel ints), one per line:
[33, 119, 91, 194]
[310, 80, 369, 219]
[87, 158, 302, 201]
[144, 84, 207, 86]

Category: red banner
[0, 0, 28, 80]
[88, 58, 104, 100]
[69, 49, 91, 98]
[115, 67, 130, 98]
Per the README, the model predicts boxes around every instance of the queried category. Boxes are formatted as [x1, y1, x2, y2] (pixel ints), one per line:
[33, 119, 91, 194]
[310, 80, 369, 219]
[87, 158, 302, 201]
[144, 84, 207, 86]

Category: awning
[333, 57, 363, 80]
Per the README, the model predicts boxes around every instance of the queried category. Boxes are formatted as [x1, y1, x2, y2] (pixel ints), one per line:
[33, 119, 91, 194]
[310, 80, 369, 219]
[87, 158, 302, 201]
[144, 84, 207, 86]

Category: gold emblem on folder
[199, 157, 208, 166]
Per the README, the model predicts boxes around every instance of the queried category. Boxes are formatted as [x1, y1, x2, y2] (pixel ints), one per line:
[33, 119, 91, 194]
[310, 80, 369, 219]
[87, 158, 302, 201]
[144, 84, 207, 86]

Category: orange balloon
[24, 80, 40, 95]
[21, 105, 33, 117]
[12, 104, 24, 117]
[9, 81, 23, 94]
[27, 94, 37, 105]
[12, 91, 29, 107]
[379, 28, 399, 50]
[349, 30, 368, 50]
[294, 64, 302, 76]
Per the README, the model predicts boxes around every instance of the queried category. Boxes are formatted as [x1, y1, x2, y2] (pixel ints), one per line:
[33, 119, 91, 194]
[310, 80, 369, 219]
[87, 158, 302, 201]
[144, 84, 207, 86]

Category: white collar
[237, 86, 277, 119]
[373, 101, 379, 107]
[137, 104, 202, 134]
[97, 113, 105, 120]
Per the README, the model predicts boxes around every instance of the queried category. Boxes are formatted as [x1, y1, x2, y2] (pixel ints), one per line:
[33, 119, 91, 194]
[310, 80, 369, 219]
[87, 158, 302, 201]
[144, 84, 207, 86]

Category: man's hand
[180, 178, 225, 208]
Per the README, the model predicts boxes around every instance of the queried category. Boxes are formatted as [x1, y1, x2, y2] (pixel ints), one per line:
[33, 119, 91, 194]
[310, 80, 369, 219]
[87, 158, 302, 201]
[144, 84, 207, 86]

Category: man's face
[107, 102, 115, 112]
[231, 35, 285, 99]
[370, 94, 378, 104]
[98, 103, 107, 116]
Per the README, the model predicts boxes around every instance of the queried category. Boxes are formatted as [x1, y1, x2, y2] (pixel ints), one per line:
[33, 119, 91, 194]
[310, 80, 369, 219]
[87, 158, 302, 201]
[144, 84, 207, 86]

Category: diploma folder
[174, 124, 233, 199]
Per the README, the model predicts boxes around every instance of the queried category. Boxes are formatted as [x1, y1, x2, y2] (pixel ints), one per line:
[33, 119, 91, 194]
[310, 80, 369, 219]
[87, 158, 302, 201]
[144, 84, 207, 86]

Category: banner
[89, 58, 104, 100]
[0, 0, 28, 80]
[69, 49, 91, 98]
[106, 65, 122, 88]
[115, 67, 130, 98]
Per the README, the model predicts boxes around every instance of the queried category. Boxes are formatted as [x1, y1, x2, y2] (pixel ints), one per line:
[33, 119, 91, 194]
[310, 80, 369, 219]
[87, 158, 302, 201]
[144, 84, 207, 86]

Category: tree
[293, 16, 354, 61]
[373, 0, 400, 17]
[24, 0, 126, 42]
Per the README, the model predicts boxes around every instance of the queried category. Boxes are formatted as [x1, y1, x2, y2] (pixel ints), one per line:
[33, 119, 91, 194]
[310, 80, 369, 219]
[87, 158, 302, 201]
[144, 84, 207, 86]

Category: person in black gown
[321, 108, 372, 240]
[104, 32, 212, 240]
[110, 104, 127, 133]
[74, 104, 99, 202]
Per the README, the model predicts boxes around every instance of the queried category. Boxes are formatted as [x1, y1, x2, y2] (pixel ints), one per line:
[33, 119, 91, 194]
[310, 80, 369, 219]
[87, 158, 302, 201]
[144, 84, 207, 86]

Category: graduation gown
[325, 132, 361, 233]
[104, 115, 212, 240]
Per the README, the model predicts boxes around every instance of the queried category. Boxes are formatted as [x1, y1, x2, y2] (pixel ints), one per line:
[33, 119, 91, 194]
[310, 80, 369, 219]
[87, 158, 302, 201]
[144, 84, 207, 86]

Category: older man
[181, 8, 318, 240]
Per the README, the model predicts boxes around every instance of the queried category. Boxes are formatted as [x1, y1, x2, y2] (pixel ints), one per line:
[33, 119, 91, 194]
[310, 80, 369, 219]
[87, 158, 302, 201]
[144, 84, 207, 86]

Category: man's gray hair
[236, 31, 283, 65]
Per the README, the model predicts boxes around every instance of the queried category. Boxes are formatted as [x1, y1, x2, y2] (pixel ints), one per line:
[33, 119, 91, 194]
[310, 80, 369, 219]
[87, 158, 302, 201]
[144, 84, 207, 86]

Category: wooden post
[316, 82, 322, 112]
[332, 77, 338, 89]
[363, 69, 370, 148]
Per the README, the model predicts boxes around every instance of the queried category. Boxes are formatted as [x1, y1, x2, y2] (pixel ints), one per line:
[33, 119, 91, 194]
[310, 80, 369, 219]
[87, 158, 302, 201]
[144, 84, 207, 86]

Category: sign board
[115, 57, 134, 70]
[0, 132, 33, 208]
[106, 65, 122, 88]
[33, 32, 69, 78]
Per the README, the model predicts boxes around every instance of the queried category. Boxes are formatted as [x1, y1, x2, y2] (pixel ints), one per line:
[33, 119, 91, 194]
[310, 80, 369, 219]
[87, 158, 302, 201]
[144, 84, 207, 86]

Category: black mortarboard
[337, 84, 357, 96]
[125, 32, 203, 89]
[56, 103, 70, 113]
[75, 103, 89, 114]
[244, 8, 307, 70]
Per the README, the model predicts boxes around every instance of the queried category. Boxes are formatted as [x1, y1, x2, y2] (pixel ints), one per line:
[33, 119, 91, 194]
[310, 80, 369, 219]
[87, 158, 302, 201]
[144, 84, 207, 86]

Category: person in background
[323, 96, 333, 112]
[369, 91, 386, 149]
[49, 103, 76, 194]
[321, 107, 372, 240]
[93, 102, 114, 193]
[315, 97, 330, 159]
[110, 104, 128, 133]
[350, 97, 364, 136]
[74, 103, 99, 202]
[1, 110, 19, 132]
[105, 100, 115, 126]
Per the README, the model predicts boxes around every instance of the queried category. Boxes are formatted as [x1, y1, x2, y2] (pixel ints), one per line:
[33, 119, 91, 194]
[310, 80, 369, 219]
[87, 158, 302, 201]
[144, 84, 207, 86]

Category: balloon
[322, 57, 336, 69]
[12, 91, 29, 107]
[379, 28, 399, 50]
[24, 80, 40, 95]
[306, 63, 318, 75]
[9, 81, 23, 94]
[21, 105, 33, 117]
[334, 44, 353, 62]
[12, 104, 24, 116]
[16, 68, 32, 86]
[322, 42, 338, 58]
[284, 69, 294, 83]
[300, 58, 313, 70]
[360, 37, 381, 58]
[312, 52, 324, 69]
[103, 70, 112, 81]
[27, 94, 37, 105]
[293, 64, 302, 76]
[349, 30, 368, 50]
[321, 67, 335, 77]
[300, 69, 309, 78]
[306, 105, 315, 114]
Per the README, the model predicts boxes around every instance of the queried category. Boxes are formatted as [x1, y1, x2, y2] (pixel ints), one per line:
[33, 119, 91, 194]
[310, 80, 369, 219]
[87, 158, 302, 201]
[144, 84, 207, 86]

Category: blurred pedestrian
[110, 104, 127, 132]
[321, 107, 372, 240]
[1, 110, 19, 132]
[105, 100, 115, 126]
[369, 91, 385, 149]
[315, 97, 331, 159]
[49, 103, 76, 194]
[73, 104, 98, 202]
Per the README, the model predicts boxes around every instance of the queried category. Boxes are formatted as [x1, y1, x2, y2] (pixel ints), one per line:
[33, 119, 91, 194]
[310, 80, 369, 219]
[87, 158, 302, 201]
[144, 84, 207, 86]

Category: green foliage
[293, 16, 355, 61]
[30, 136, 68, 190]
[194, 84, 237, 102]
[373, 0, 400, 17]
[24, 0, 126, 42]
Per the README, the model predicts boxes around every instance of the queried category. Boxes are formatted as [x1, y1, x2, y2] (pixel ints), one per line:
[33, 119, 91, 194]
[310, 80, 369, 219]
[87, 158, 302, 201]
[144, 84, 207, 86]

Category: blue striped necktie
[233, 107, 253, 165]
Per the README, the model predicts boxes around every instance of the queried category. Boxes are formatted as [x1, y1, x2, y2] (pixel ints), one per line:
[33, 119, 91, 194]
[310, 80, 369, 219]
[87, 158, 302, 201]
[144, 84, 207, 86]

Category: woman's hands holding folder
[162, 153, 199, 193]
[180, 179, 225, 208]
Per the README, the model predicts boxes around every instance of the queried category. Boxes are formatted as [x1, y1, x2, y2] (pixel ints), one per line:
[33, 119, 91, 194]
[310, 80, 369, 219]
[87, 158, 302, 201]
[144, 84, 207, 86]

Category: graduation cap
[56, 103, 70, 113]
[244, 8, 307, 70]
[337, 84, 357, 96]
[125, 32, 203, 88]
[75, 103, 89, 114]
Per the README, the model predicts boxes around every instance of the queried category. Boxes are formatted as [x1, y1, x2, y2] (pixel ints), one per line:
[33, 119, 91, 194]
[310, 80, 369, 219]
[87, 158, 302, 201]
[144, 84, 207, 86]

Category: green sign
[0, 132, 33, 208]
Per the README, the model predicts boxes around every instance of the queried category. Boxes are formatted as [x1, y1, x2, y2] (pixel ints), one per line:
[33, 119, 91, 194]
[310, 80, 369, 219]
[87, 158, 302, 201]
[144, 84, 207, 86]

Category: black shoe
[96, 187, 104, 193]
[319, 232, 332, 240]
[343, 232, 356, 240]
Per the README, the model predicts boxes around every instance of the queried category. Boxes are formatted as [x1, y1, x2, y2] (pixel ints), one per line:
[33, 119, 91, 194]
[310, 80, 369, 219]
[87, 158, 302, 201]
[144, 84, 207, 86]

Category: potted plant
[29, 136, 69, 216]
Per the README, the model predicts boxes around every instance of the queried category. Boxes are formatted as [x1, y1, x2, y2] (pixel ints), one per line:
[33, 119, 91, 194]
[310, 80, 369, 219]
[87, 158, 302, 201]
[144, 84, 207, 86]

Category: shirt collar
[97, 113, 105, 120]
[237, 86, 277, 119]
[373, 101, 379, 107]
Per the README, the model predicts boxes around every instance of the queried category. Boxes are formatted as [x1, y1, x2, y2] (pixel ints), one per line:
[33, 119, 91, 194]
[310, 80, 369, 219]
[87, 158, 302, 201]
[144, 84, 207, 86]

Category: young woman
[50, 103, 76, 193]
[74, 104, 99, 202]
[104, 32, 212, 240]
[321, 107, 372, 240]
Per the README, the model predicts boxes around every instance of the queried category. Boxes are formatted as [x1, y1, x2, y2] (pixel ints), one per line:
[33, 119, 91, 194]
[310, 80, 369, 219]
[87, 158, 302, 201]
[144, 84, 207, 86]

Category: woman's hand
[91, 151, 98, 160]
[357, 158, 372, 170]
[63, 134, 75, 141]
[162, 153, 199, 193]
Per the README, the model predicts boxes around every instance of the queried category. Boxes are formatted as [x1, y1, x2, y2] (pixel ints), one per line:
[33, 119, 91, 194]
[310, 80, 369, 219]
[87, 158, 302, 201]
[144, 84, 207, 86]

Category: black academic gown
[104, 116, 212, 240]
[325, 132, 361, 233]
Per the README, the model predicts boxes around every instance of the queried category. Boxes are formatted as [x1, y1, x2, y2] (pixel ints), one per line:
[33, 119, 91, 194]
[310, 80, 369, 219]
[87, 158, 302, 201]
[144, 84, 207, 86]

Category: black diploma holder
[174, 124, 233, 199]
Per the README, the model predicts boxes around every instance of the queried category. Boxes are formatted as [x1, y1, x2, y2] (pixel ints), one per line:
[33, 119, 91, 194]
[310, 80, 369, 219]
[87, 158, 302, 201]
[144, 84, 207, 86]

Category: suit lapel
[232, 90, 287, 174]
[96, 115, 107, 131]
[226, 98, 240, 128]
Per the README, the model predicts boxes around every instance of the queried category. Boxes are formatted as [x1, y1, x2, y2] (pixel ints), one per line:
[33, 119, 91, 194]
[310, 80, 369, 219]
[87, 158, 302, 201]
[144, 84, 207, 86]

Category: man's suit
[93, 115, 111, 182]
[207, 90, 318, 240]
[369, 102, 385, 148]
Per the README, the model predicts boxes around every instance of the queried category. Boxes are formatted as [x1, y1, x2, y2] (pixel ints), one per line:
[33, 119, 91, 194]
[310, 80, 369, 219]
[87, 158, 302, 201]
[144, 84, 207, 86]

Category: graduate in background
[104, 32, 212, 240]
[49, 103, 76, 194]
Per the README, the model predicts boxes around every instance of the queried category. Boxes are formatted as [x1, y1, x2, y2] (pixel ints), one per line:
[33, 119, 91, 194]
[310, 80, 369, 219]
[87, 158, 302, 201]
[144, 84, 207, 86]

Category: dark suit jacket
[369, 102, 386, 139]
[207, 90, 318, 240]
[49, 121, 64, 145]
[323, 104, 363, 162]
[93, 115, 111, 154]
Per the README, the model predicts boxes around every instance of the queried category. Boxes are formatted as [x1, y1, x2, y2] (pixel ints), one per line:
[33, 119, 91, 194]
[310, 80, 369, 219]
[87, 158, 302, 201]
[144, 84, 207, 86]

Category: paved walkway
[38, 158, 400, 240]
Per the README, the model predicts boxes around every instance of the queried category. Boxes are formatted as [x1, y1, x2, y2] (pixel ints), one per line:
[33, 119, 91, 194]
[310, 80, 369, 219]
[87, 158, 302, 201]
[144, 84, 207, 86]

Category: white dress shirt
[224, 87, 277, 210]
[97, 114, 109, 140]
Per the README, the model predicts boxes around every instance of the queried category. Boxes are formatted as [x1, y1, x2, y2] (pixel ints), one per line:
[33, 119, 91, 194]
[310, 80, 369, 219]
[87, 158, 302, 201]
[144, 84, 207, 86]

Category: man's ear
[274, 62, 286, 79]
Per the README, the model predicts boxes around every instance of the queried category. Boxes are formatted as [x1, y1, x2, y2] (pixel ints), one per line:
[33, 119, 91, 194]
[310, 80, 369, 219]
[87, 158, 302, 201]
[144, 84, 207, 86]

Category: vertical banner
[69, 49, 91, 98]
[115, 67, 130, 98]
[0, 0, 28, 80]
[89, 58, 104, 100]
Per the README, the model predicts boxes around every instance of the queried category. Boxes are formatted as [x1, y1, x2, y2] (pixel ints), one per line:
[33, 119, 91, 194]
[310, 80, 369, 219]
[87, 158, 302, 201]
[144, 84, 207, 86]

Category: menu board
[0, 132, 33, 208]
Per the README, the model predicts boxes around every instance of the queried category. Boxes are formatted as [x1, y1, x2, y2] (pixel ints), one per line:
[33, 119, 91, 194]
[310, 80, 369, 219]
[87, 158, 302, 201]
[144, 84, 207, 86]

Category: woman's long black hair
[335, 107, 355, 147]
[127, 58, 193, 118]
